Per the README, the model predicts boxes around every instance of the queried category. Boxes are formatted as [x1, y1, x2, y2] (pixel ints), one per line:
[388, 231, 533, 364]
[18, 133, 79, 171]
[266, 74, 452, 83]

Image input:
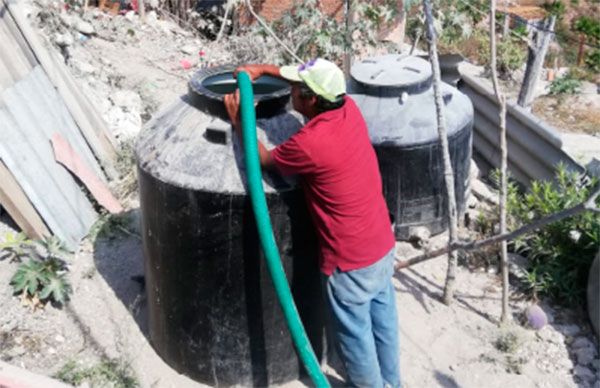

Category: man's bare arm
[224, 91, 276, 170]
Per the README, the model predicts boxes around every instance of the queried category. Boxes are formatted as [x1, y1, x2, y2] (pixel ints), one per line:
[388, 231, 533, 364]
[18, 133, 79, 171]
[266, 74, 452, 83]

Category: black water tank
[349, 55, 474, 240]
[136, 66, 325, 386]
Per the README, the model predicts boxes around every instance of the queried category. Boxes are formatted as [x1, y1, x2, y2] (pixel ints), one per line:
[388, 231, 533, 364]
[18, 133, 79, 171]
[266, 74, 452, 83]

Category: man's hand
[234, 64, 281, 81]
[224, 90, 241, 130]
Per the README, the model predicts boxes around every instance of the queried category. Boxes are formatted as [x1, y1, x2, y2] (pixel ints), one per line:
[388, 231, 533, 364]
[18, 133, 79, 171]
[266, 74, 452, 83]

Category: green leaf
[10, 260, 44, 296]
[39, 274, 71, 304]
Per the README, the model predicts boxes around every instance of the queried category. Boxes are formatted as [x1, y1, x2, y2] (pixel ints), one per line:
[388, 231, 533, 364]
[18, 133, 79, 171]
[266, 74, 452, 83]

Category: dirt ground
[1, 2, 599, 388]
[1, 207, 599, 387]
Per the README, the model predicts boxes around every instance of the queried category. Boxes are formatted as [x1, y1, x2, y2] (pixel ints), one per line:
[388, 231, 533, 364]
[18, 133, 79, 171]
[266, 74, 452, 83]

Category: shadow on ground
[92, 208, 149, 338]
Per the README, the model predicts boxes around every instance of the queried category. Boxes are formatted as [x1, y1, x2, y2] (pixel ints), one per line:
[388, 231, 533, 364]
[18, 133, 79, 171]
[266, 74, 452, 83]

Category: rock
[580, 81, 598, 95]
[508, 253, 528, 279]
[59, 13, 73, 27]
[125, 10, 137, 21]
[180, 45, 197, 55]
[575, 347, 596, 366]
[487, 266, 498, 274]
[471, 179, 499, 205]
[146, 10, 158, 24]
[587, 158, 600, 179]
[73, 60, 96, 75]
[408, 226, 430, 248]
[525, 304, 548, 330]
[536, 327, 564, 344]
[7, 345, 26, 357]
[396, 242, 423, 261]
[110, 90, 142, 113]
[55, 334, 65, 343]
[75, 20, 95, 35]
[54, 32, 74, 47]
[466, 193, 478, 209]
[572, 337, 595, 350]
[556, 324, 581, 337]
[574, 365, 596, 381]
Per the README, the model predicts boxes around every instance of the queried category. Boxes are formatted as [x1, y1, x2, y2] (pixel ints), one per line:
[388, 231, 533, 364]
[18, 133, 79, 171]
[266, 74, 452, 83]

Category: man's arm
[234, 64, 282, 81]
[224, 90, 276, 170]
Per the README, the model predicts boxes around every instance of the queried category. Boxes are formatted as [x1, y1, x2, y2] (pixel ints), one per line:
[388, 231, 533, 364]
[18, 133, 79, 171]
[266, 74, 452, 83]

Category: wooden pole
[343, 0, 353, 78]
[490, 0, 510, 324]
[139, 0, 146, 23]
[422, 0, 460, 305]
[517, 16, 557, 108]
[398, 0, 406, 52]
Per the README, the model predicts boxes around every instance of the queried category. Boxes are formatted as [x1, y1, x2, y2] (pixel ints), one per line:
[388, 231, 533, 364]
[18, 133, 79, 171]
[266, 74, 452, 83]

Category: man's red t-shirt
[271, 96, 395, 275]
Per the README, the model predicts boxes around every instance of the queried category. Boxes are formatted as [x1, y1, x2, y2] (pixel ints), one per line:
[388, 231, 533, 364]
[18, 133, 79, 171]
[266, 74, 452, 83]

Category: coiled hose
[237, 71, 330, 388]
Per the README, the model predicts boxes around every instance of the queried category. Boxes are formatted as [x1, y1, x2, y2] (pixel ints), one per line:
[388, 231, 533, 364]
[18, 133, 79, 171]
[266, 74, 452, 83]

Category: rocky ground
[0, 2, 599, 388]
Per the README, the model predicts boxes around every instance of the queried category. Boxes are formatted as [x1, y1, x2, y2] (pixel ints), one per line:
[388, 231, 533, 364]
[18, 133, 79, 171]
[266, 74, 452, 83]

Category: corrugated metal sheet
[0, 66, 99, 250]
[0, 1, 35, 90]
[458, 69, 584, 186]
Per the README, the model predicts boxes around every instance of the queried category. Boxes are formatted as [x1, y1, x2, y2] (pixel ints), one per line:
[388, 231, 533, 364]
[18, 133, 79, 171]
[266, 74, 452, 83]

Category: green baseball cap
[280, 58, 346, 102]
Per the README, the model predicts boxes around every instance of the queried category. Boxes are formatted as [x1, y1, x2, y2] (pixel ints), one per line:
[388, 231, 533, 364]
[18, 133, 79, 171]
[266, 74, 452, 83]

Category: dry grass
[532, 95, 600, 135]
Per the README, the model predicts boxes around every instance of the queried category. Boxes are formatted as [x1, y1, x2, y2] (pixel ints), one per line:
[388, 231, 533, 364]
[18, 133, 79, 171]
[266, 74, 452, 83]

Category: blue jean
[324, 249, 401, 388]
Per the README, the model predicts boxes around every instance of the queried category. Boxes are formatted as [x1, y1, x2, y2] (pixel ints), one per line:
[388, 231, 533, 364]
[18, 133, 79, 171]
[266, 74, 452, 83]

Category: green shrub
[549, 73, 582, 95]
[478, 36, 527, 77]
[507, 165, 600, 305]
[1, 235, 72, 306]
[267, 0, 400, 64]
[55, 359, 138, 388]
[585, 49, 600, 73]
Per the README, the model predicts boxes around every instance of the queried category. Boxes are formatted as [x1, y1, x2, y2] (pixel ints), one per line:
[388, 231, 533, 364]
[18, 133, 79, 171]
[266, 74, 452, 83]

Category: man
[224, 58, 400, 388]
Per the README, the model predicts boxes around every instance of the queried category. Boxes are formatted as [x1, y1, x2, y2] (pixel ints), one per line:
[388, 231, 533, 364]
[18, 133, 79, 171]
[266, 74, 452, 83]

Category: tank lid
[350, 55, 432, 89]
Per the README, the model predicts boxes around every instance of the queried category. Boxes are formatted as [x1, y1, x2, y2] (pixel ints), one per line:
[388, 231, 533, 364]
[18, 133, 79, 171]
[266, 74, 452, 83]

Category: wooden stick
[422, 0, 460, 305]
[489, 0, 510, 323]
[395, 185, 600, 270]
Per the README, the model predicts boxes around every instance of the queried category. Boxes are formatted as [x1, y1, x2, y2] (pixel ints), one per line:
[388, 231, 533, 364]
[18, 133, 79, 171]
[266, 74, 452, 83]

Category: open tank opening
[202, 73, 289, 95]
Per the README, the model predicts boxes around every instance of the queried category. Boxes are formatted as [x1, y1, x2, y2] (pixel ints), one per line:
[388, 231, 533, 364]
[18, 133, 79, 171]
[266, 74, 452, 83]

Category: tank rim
[189, 64, 291, 102]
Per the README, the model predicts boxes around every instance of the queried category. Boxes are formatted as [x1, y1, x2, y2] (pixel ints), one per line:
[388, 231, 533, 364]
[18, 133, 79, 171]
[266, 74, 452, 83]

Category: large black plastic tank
[135, 66, 325, 386]
[349, 55, 474, 240]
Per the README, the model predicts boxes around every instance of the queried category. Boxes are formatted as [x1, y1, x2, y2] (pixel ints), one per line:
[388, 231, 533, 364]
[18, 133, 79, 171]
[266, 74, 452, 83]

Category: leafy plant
[479, 35, 527, 77]
[55, 359, 139, 388]
[549, 73, 582, 94]
[266, 0, 399, 65]
[495, 329, 521, 353]
[507, 165, 600, 305]
[2, 235, 72, 307]
[585, 49, 600, 72]
[0, 232, 34, 262]
[542, 1, 567, 20]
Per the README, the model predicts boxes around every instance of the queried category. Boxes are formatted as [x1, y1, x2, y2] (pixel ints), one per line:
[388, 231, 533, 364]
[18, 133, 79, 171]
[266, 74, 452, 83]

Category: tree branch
[244, 0, 304, 63]
[395, 184, 600, 270]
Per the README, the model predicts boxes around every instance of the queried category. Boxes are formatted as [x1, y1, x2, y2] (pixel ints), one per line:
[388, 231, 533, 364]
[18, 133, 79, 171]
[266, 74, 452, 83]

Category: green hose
[237, 71, 330, 388]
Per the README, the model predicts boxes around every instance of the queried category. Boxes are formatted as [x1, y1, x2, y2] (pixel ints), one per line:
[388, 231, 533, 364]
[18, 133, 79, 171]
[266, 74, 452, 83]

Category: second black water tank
[349, 55, 474, 240]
